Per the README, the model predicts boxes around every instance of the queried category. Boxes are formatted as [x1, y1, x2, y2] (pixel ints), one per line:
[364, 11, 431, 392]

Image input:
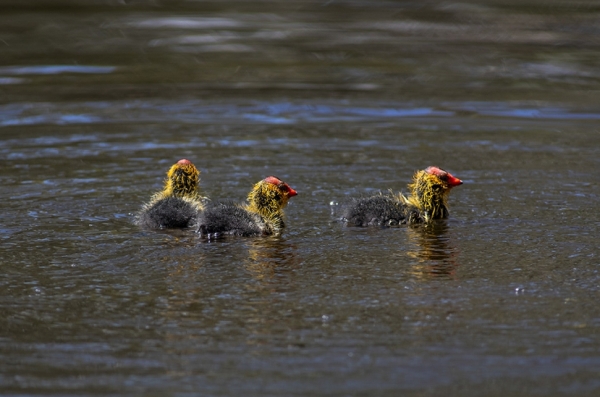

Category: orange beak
[286, 185, 298, 197]
[447, 173, 463, 187]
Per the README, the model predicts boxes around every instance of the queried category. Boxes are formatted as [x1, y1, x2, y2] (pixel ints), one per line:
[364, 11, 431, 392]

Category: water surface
[1, 1, 600, 396]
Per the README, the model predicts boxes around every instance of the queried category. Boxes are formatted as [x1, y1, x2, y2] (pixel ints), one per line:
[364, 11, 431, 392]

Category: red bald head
[425, 166, 463, 187]
[177, 159, 192, 165]
[264, 176, 298, 197]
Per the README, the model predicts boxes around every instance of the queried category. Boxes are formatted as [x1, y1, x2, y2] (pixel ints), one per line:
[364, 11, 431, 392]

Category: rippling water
[1, 1, 600, 396]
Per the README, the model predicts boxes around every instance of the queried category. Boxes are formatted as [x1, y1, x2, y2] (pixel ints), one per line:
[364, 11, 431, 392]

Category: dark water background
[1, 1, 600, 395]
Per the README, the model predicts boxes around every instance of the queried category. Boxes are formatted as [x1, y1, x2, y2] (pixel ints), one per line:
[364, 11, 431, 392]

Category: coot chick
[135, 159, 205, 229]
[341, 166, 462, 226]
[197, 176, 297, 238]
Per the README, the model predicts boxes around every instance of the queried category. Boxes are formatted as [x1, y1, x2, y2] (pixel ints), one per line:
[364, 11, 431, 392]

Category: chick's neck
[406, 171, 450, 221]
[163, 164, 200, 199]
[245, 182, 289, 228]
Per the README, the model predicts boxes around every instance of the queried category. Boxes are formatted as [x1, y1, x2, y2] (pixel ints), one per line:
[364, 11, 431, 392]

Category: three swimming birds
[136, 161, 462, 236]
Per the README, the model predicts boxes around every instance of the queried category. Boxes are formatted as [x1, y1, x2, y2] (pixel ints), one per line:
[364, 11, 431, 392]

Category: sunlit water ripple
[2, 99, 600, 127]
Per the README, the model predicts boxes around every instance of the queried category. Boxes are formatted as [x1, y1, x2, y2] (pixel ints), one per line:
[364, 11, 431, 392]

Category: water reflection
[244, 237, 299, 282]
[240, 237, 301, 349]
[405, 222, 459, 279]
[160, 235, 207, 312]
